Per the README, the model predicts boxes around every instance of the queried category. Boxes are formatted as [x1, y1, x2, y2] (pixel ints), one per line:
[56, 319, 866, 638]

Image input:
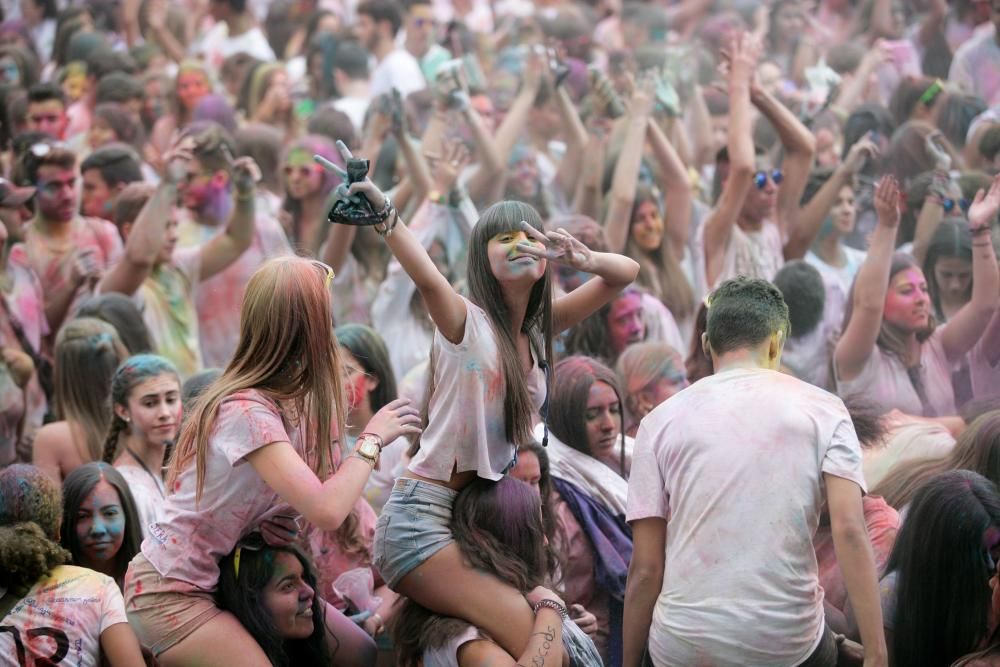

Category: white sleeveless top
[408, 297, 546, 482]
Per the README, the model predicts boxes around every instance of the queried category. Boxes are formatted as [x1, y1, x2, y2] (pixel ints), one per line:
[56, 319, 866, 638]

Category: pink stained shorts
[123, 553, 223, 657]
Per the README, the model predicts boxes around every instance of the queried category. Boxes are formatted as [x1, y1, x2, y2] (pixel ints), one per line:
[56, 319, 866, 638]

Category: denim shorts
[373, 478, 459, 589]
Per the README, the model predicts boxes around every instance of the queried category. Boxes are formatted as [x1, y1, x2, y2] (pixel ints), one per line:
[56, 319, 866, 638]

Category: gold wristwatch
[353, 433, 383, 467]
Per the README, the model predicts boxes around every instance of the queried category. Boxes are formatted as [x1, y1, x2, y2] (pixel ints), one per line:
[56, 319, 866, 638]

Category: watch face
[358, 436, 380, 457]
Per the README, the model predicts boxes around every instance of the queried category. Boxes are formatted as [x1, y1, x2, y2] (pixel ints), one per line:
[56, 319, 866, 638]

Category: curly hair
[0, 465, 71, 591]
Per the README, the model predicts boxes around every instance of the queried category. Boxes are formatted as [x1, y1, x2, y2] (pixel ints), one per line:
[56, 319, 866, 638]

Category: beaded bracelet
[532, 599, 568, 620]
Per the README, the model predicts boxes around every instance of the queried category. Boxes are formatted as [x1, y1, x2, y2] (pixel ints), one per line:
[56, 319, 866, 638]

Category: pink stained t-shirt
[24, 216, 123, 332]
[408, 297, 546, 482]
[627, 368, 866, 666]
[835, 327, 956, 417]
[175, 211, 292, 369]
[141, 389, 308, 591]
[813, 495, 899, 613]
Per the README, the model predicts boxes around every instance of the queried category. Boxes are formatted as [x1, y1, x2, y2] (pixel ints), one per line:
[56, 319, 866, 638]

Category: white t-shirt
[627, 368, 865, 666]
[332, 97, 370, 134]
[141, 390, 308, 591]
[194, 23, 276, 72]
[408, 297, 545, 482]
[709, 221, 785, 289]
[806, 246, 866, 301]
[370, 49, 427, 98]
[116, 462, 166, 540]
[0, 565, 129, 667]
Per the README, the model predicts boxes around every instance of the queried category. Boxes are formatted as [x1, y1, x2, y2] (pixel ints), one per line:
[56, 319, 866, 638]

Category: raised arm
[785, 137, 877, 260]
[319, 143, 468, 343]
[553, 83, 590, 200]
[647, 116, 693, 258]
[834, 176, 901, 381]
[912, 135, 953, 264]
[703, 34, 758, 288]
[939, 176, 1000, 363]
[197, 158, 259, 280]
[573, 129, 607, 220]
[462, 99, 506, 205]
[99, 144, 188, 295]
[604, 81, 655, 253]
[749, 84, 817, 239]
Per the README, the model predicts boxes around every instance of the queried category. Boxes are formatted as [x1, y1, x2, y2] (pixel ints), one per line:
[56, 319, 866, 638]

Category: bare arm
[870, 0, 897, 38]
[686, 85, 716, 168]
[395, 127, 434, 203]
[98, 182, 177, 296]
[462, 103, 506, 204]
[458, 605, 565, 667]
[100, 622, 146, 667]
[911, 190, 946, 266]
[31, 423, 67, 483]
[623, 518, 666, 667]
[604, 82, 655, 253]
[703, 35, 758, 288]
[785, 138, 876, 260]
[647, 116, 693, 258]
[917, 0, 949, 49]
[750, 86, 817, 240]
[553, 85, 590, 199]
[247, 400, 421, 531]
[826, 474, 889, 667]
[573, 131, 606, 220]
[198, 188, 256, 280]
[981, 306, 1000, 367]
[834, 177, 901, 382]
[939, 177, 1000, 363]
[320, 143, 468, 343]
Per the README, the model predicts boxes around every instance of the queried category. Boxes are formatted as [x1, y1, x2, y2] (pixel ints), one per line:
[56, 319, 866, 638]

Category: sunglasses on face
[754, 169, 783, 190]
[941, 198, 972, 214]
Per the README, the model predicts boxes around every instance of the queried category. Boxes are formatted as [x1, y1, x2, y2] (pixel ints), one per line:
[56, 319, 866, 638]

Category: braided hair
[102, 354, 180, 464]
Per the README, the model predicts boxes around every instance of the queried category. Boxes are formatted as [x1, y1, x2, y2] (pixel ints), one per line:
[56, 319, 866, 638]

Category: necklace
[125, 446, 165, 499]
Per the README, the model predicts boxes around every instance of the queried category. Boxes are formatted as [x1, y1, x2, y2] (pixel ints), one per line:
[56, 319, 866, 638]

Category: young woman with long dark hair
[319, 140, 638, 663]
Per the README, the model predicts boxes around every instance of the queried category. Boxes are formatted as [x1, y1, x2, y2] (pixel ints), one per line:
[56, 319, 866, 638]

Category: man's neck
[33, 215, 74, 239]
[713, 348, 772, 373]
[341, 79, 369, 99]
[405, 39, 428, 60]
[226, 12, 254, 38]
[373, 37, 394, 63]
[816, 232, 845, 267]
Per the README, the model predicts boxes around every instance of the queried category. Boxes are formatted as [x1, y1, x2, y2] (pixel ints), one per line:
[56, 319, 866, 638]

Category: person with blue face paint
[61, 462, 143, 590]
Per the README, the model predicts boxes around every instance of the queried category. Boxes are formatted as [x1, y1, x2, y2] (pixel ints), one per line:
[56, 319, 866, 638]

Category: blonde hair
[166, 258, 346, 501]
[616, 341, 686, 425]
[54, 318, 129, 465]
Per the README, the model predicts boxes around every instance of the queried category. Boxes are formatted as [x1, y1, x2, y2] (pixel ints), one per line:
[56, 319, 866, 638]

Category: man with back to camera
[623, 276, 887, 667]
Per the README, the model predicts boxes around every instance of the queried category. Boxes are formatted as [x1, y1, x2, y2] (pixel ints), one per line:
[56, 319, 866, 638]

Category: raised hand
[842, 135, 880, 175]
[968, 174, 1000, 231]
[362, 397, 423, 444]
[1, 348, 34, 389]
[425, 138, 471, 196]
[873, 176, 901, 228]
[231, 156, 261, 196]
[924, 131, 951, 172]
[162, 137, 194, 186]
[316, 141, 392, 225]
[260, 514, 300, 547]
[70, 248, 100, 287]
[516, 221, 596, 273]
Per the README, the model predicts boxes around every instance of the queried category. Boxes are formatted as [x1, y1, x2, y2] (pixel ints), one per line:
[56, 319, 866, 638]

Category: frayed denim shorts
[373, 478, 459, 589]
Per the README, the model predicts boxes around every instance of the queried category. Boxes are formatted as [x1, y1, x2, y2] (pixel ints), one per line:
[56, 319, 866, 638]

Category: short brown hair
[22, 145, 76, 184]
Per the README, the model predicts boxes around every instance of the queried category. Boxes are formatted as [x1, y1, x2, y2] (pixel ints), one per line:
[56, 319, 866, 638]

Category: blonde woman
[32, 318, 128, 482]
[123, 257, 421, 667]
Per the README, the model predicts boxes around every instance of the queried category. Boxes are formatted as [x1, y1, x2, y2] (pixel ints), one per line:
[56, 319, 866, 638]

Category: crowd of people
[1, 0, 1000, 665]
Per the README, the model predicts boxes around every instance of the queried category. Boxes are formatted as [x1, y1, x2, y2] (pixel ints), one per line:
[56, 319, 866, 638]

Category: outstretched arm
[939, 176, 1000, 363]
[604, 81, 654, 253]
[703, 34, 758, 288]
[99, 144, 189, 295]
[785, 137, 877, 260]
[647, 116, 693, 258]
[834, 177, 901, 382]
[319, 143, 468, 344]
[198, 159, 260, 280]
[750, 84, 817, 240]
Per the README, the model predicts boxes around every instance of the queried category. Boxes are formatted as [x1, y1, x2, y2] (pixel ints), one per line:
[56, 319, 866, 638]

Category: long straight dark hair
[465, 201, 554, 445]
[390, 477, 549, 667]
[549, 356, 627, 476]
[884, 469, 1000, 667]
[60, 462, 142, 585]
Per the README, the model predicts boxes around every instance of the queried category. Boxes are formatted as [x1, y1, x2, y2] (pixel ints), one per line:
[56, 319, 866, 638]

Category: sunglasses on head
[754, 169, 783, 190]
